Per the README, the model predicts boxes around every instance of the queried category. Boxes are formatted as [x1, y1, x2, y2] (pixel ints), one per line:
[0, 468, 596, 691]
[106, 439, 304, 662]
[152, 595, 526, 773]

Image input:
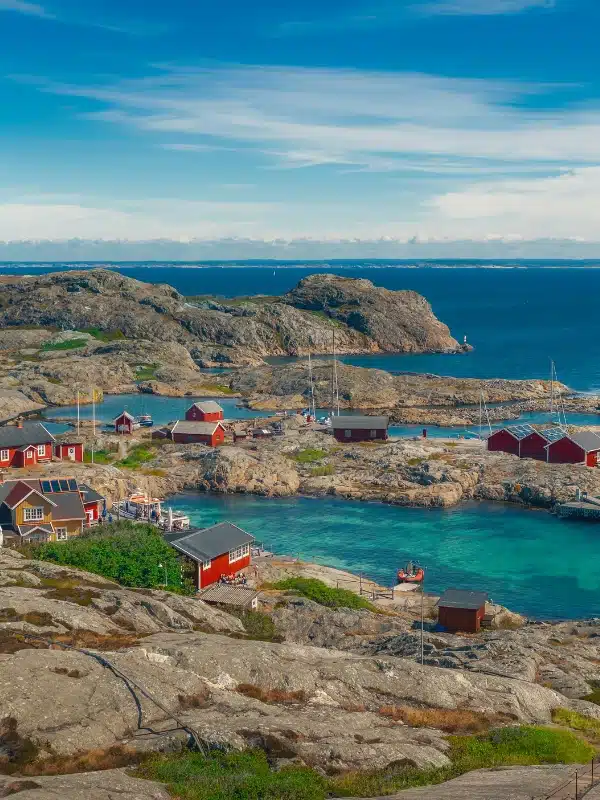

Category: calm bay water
[2, 261, 599, 389]
[169, 493, 600, 620]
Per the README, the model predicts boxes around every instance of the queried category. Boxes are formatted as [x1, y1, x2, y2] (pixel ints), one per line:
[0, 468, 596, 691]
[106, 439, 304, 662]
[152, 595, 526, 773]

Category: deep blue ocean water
[169, 493, 600, 620]
[2, 261, 598, 390]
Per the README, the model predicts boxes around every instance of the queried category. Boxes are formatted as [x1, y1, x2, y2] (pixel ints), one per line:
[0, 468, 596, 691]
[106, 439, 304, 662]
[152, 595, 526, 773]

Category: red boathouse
[546, 431, 600, 466]
[438, 588, 488, 633]
[331, 415, 389, 443]
[114, 411, 136, 435]
[170, 420, 226, 447]
[167, 521, 254, 590]
[54, 435, 85, 463]
[185, 401, 224, 423]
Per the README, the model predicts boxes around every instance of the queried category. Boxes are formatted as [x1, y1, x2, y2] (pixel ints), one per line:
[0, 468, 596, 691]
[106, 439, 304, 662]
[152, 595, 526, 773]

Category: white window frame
[37, 444, 46, 456]
[344, 430, 352, 438]
[0, 449, 9, 462]
[202, 559, 211, 571]
[229, 543, 250, 564]
[24, 506, 44, 522]
[56, 528, 68, 541]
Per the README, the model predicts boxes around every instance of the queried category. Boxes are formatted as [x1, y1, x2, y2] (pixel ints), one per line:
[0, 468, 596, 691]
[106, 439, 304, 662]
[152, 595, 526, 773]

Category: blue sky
[1, 0, 599, 258]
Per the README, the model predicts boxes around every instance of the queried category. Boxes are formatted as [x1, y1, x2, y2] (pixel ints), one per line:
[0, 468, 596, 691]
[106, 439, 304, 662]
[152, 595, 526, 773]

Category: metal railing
[534, 758, 600, 800]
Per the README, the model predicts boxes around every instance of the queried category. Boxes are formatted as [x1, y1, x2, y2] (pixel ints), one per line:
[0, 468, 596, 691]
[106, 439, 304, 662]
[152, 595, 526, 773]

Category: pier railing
[535, 758, 600, 799]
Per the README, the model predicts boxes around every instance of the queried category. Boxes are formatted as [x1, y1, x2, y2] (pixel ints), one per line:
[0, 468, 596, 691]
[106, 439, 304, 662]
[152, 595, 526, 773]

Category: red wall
[547, 438, 587, 464]
[173, 426, 225, 447]
[55, 443, 84, 462]
[439, 605, 484, 633]
[197, 551, 251, 589]
[115, 415, 134, 434]
[0, 440, 54, 468]
[0, 447, 17, 467]
[333, 428, 388, 443]
[185, 406, 224, 423]
[83, 500, 100, 522]
[587, 452, 599, 467]
[519, 432, 549, 461]
[487, 429, 519, 456]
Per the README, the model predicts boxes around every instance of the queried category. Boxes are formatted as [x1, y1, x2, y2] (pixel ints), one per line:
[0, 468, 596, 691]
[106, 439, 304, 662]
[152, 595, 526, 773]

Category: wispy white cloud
[0, 0, 52, 18]
[414, 0, 556, 16]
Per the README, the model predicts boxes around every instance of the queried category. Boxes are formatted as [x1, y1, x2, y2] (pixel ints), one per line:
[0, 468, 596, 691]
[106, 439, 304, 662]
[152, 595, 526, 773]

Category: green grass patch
[292, 448, 328, 464]
[80, 327, 125, 342]
[270, 577, 376, 611]
[137, 749, 325, 800]
[41, 338, 88, 352]
[581, 680, 600, 706]
[552, 707, 600, 736]
[310, 464, 335, 477]
[46, 377, 62, 385]
[213, 384, 235, 394]
[116, 444, 155, 469]
[25, 522, 193, 593]
[407, 457, 425, 466]
[83, 449, 114, 464]
[135, 363, 159, 381]
[229, 609, 282, 642]
[135, 726, 594, 799]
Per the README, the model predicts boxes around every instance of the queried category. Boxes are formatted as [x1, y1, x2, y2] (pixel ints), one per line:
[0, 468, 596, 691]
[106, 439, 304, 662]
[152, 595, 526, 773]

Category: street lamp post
[158, 562, 167, 587]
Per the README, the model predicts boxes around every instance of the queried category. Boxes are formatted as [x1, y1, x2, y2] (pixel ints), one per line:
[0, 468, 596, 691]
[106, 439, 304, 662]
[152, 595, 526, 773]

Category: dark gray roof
[168, 521, 254, 562]
[17, 523, 54, 537]
[331, 415, 389, 430]
[0, 422, 55, 448]
[198, 584, 258, 607]
[79, 483, 105, 504]
[438, 588, 488, 610]
[51, 491, 85, 521]
[567, 431, 600, 453]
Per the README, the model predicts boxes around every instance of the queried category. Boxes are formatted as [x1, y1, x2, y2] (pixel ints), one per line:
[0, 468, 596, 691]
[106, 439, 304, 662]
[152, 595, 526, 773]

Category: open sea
[2, 260, 598, 390]
[5, 259, 600, 618]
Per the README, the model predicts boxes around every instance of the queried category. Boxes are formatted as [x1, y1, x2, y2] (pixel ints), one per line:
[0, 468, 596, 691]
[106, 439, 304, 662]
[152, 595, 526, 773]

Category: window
[202, 559, 211, 571]
[229, 543, 250, 564]
[370, 430, 377, 438]
[37, 444, 45, 456]
[0, 449, 8, 462]
[344, 430, 352, 438]
[56, 528, 68, 541]
[24, 507, 44, 522]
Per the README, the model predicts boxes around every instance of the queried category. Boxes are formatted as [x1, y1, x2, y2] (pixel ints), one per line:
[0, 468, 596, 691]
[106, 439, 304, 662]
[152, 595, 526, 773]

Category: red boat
[397, 561, 424, 584]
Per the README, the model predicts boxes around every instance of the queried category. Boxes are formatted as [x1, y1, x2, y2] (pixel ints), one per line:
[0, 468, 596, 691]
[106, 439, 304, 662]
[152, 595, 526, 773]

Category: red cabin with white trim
[546, 431, 600, 466]
[0, 422, 54, 469]
[185, 401, 224, 423]
[114, 411, 136, 435]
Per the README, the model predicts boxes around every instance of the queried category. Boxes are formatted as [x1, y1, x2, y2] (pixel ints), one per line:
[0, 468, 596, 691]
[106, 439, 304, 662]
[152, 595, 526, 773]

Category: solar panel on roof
[541, 428, 566, 443]
[59, 479, 69, 491]
[68, 478, 77, 491]
[50, 480, 61, 493]
[41, 480, 51, 493]
[506, 424, 535, 440]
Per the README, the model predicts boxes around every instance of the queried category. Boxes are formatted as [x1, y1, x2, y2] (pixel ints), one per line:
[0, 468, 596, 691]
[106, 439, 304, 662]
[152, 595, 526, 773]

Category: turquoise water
[42, 394, 274, 425]
[168, 493, 600, 620]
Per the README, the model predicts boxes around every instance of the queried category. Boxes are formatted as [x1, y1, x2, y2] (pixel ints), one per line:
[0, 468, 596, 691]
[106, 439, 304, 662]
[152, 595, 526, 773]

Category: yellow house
[0, 478, 88, 544]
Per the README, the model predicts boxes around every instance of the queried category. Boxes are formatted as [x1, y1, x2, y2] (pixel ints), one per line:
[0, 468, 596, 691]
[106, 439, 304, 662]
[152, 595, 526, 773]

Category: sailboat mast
[76, 389, 80, 436]
[550, 359, 554, 421]
[308, 351, 316, 418]
[479, 391, 483, 440]
[332, 328, 340, 416]
[91, 388, 95, 464]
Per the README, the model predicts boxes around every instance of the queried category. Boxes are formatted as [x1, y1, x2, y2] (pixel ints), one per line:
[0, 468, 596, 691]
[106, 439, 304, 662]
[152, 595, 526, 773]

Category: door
[86, 510, 94, 526]
[68, 447, 76, 461]
[25, 449, 34, 462]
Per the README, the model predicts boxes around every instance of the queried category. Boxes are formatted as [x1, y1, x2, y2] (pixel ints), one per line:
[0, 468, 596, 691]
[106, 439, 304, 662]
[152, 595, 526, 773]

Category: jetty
[557, 491, 600, 520]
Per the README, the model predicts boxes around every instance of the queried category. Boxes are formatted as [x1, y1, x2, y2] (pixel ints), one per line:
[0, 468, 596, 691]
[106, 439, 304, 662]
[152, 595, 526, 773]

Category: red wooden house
[167, 521, 254, 590]
[331, 415, 389, 443]
[53, 434, 85, 463]
[546, 431, 600, 466]
[78, 482, 106, 525]
[438, 588, 488, 633]
[487, 424, 532, 456]
[185, 401, 224, 423]
[170, 420, 225, 447]
[114, 411, 136, 435]
[0, 422, 55, 469]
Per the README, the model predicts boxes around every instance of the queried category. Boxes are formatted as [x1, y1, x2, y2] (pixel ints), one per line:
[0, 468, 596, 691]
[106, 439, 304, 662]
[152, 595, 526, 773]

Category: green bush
[28, 522, 193, 593]
[271, 577, 376, 611]
[116, 445, 155, 469]
[233, 610, 280, 641]
[41, 339, 88, 352]
[292, 448, 327, 464]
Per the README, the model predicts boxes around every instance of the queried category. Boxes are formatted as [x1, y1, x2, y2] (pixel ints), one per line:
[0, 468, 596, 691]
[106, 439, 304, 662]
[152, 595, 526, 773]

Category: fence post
[575, 770, 578, 798]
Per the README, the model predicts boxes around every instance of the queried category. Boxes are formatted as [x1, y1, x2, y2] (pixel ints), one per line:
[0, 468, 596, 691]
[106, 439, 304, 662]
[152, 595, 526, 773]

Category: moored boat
[397, 561, 424, 584]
